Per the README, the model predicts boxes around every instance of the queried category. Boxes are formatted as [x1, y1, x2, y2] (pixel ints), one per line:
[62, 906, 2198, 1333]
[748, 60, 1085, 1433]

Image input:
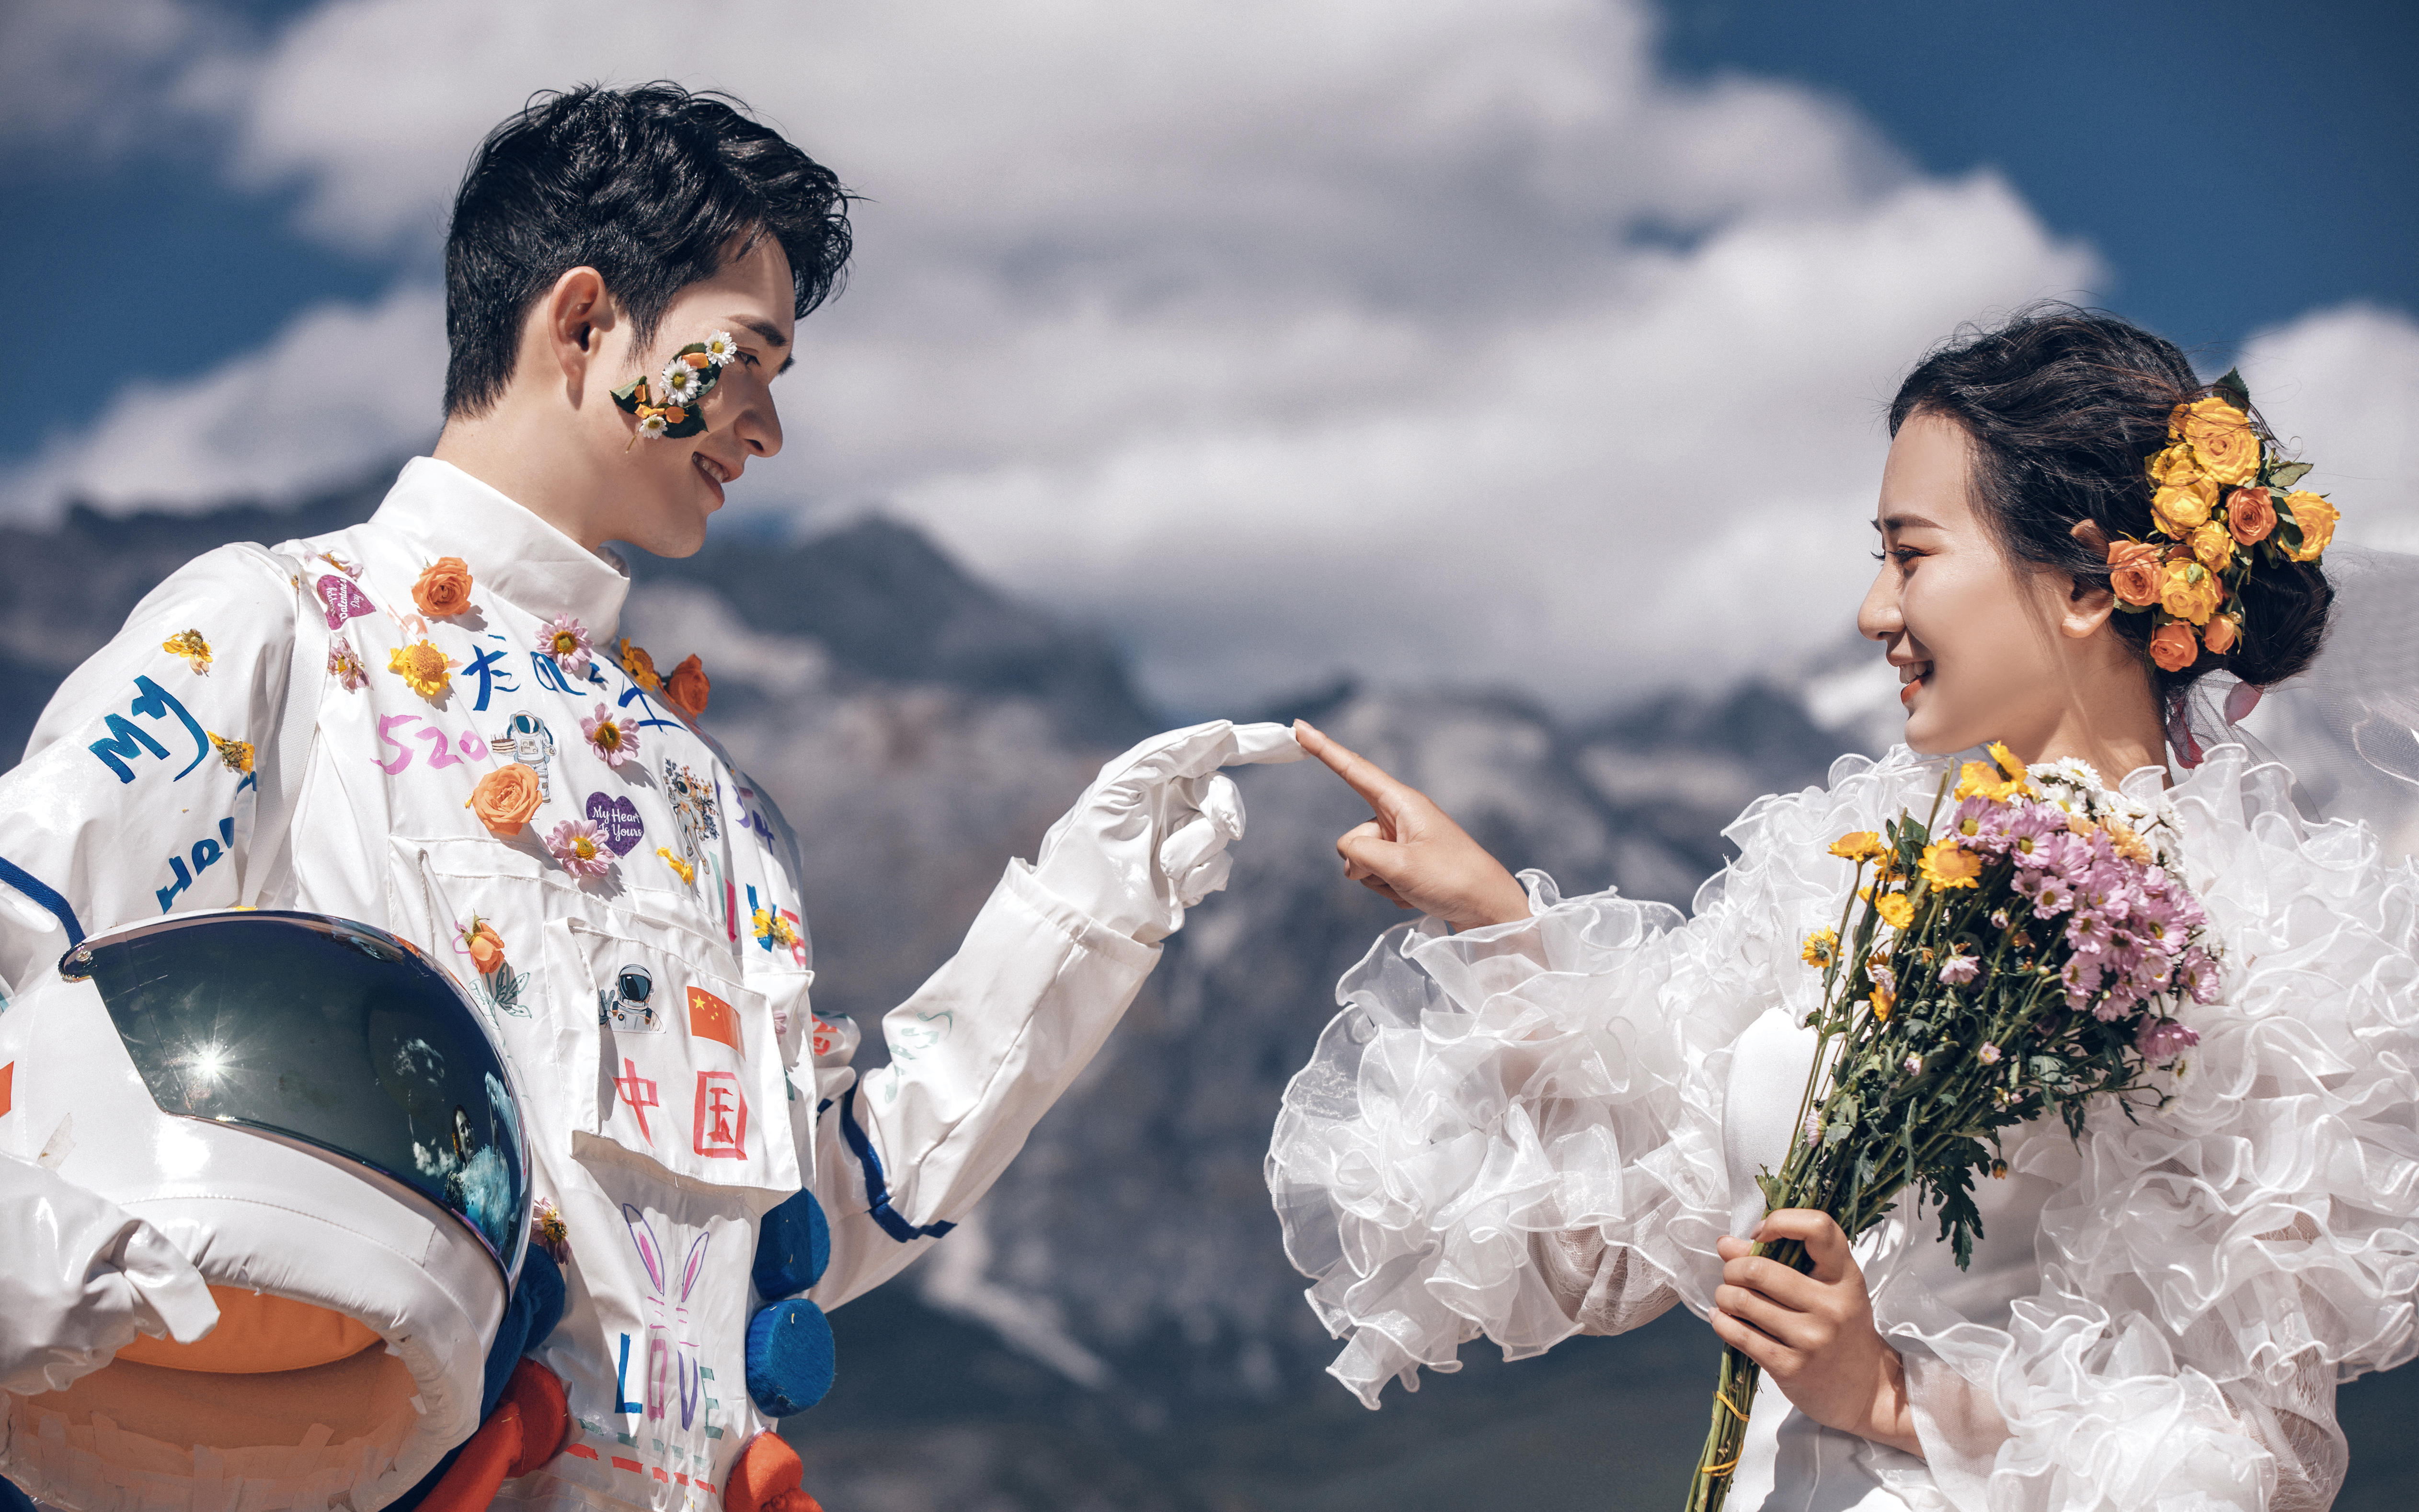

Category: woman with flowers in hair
[1265, 305, 2417, 1511]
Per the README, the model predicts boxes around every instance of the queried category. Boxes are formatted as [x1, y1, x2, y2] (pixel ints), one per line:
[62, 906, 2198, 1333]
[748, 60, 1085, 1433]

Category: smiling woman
[1266, 307, 2416, 1512]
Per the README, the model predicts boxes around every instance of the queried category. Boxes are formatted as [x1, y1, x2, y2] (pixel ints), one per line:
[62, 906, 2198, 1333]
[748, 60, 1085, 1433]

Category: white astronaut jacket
[0, 457, 1161, 1512]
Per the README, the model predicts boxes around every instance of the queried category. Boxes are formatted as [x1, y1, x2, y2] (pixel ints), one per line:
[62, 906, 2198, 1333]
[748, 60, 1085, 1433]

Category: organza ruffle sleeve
[1868, 745, 2419, 1512]
[1265, 751, 1952, 1408]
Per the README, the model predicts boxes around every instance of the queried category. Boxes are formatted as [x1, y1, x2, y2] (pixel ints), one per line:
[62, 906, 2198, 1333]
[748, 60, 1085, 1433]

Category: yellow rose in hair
[2146, 442, 2202, 488]
[2151, 474, 2217, 535]
[2189, 521, 2234, 569]
[2173, 397, 2260, 487]
[2281, 492, 2338, 562]
[2158, 560, 2222, 625]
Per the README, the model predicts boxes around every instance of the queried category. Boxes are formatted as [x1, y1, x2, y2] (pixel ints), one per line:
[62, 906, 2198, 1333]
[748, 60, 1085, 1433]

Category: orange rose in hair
[413, 557, 476, 618]
[2172, 397, 2261, 487]
[2281, 492, 2338, 562]
[468, 763, 544, 836]
[2148, 621, 2199, 672]
[664, 654, 711, 718]
[2201, 614, 2239, 656]
[2226, 486, 2276, 545]
[2105, 539, 2164, 607]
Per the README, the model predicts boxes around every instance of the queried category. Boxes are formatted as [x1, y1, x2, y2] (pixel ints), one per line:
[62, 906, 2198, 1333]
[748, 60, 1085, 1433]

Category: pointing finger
[1295, 720, 1419, 823]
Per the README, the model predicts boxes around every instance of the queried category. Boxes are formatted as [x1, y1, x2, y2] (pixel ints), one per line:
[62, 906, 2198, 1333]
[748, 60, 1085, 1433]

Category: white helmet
[0, 910, 529, 1512]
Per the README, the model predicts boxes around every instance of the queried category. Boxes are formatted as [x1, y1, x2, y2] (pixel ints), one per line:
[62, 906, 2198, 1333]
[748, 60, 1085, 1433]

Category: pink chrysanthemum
[546, 819, 613, 879]
[542, 614, 594, 679]
[582, 703, 639, 768]
[2136, 1018, 2201, 1062]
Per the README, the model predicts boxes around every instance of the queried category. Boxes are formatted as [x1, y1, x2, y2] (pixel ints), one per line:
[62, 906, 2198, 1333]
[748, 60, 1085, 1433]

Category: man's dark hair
[443, 82, 853, 418]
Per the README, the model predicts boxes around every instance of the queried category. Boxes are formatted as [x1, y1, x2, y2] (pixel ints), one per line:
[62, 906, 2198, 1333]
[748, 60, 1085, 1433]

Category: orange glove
[723, 1432, 824, 1512]
[411, 1360, 571, 1512]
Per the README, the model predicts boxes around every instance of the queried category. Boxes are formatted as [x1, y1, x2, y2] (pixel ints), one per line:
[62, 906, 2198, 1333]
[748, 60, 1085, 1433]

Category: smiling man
[0, 84, 1296, 1512]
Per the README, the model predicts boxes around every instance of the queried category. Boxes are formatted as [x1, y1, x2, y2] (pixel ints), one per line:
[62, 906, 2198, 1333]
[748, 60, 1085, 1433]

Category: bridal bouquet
[1684, 748, 2218, 1511]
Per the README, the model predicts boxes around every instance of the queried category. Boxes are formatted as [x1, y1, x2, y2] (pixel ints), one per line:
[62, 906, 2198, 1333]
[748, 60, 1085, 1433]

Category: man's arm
[799, 721, 1299, 1307]
[0, 544, 296, 990]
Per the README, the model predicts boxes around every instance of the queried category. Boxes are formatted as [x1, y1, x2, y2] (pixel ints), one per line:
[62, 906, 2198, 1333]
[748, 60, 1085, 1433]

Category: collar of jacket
[367, 456, 633, 641]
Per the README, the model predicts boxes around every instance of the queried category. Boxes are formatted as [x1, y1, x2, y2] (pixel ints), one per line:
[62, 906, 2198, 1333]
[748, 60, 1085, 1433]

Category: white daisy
[658, 361, 705, 406]
[700, 331, 739, 367]
[636, 412, 670, 440]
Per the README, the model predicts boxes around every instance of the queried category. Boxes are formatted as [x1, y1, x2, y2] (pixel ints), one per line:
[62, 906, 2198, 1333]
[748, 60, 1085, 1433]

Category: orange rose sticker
[464, 918, 506, 974]
[664, 654, 711, 718]
[2281, 492, 2338, 562]
[619, 638, 662, 693]
[2148, 621, 2199, 672]
[413, 557, 476, 619]
[468, 763, 545, 836]
[2105, 539, 2163, 607]
[2171, 397, 2260, 487]
[2225, 486, 2276, 545]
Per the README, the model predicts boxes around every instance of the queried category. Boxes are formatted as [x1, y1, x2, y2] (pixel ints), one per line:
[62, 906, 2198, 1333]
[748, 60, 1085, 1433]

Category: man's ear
[2062, 517, 2118, 640]
[535, 266, 614, 395]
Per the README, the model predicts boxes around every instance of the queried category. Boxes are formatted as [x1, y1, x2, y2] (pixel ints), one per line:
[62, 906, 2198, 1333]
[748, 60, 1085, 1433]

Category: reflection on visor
[62, 912, 529, 1279]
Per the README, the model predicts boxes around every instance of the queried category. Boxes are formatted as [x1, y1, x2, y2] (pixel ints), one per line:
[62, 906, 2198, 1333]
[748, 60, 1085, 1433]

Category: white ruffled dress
[1266, 746, 2419, 1511]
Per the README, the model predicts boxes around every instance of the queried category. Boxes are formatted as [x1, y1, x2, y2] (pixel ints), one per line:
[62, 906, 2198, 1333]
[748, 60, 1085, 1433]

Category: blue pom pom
[479, 1248, 566, 1419]
[752, 1189, 831, 1298]
[744, 1298, 836, 1418]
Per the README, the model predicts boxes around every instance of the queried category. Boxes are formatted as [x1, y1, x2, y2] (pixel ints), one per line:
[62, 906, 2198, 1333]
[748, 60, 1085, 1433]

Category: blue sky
[2, 0, 2411, 709]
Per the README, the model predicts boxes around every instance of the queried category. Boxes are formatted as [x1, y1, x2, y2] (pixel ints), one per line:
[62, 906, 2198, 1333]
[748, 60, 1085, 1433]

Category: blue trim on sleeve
[836, 1083, 956, 1245]
[0, 855, 84, 946]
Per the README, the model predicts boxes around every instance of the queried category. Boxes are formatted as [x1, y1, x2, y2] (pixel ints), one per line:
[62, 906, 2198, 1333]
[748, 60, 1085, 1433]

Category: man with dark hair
[0, 83, 1295, 1512]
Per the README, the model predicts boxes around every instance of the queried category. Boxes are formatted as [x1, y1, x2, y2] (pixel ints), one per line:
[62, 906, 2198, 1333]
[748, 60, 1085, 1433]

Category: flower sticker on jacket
[541, 613, 594, 679]
[207, 733, 253, 775]
[752, 906, 799, 951]
[618, 638, 662, 693]
[460, 916, 506, 974]
[413, 557, 476, 619]
[657, 846, 696, 886]
[582, 703, 640, 768]
[547, 818, 614, 880]
[389, 639, 458, 700]
[328, 636, 367, 691]
[468, 763, 544, 836]
[663, 653, 710, 718]
[162, 630, 212, 675]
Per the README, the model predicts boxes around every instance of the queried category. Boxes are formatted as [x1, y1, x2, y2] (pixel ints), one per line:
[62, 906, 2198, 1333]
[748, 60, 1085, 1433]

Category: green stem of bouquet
[1681, 768, 1957, 1512]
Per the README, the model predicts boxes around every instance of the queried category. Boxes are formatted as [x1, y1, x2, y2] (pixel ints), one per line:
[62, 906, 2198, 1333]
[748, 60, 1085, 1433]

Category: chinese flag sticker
[0, 1061, 12, 1120]
[687, 987, 742, 1057]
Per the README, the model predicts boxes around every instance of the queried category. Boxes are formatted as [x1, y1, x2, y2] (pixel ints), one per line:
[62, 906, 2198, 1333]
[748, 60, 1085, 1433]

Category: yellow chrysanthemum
[388, 639, 457, 698]
[1987, 741, 2027, 782]
[1869, 985, 1895, 1022]
[207, 732, 253, 775]
[162, 629, 212, 674]
[1829, 831, 1886, 861]
[1919, 841, 1981, 891]
[1800, 927, 1838, 969]
[1875, 892, 1915, 929]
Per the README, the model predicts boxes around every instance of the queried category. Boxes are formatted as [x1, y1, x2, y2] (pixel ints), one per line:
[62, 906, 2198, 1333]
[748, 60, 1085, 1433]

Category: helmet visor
[65, 911, 529, 1278]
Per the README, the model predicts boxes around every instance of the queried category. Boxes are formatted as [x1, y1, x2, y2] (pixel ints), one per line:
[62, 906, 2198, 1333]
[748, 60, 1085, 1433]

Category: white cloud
[4, 285, 445, 512]
[10, 0, 2120, 710]
[2236, 302, 2419, 553]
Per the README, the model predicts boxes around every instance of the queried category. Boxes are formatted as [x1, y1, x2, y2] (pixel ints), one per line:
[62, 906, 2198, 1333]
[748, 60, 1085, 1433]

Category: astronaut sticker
[663, 762, 720, 864]
[598, 962, 665, 1033]
[493, 711, 557, 799]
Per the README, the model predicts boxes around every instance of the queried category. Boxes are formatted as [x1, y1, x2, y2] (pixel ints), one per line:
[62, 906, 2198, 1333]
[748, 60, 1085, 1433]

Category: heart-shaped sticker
[316, 575, 377, 628]
[585, 791, 645, 856]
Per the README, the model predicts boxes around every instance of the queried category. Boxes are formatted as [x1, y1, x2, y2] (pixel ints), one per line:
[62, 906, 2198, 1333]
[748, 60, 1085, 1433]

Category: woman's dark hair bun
[1889, 302, 2332, 696]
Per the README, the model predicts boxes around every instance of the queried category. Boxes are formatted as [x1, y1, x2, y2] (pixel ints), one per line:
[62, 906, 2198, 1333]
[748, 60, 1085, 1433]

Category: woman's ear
[2061, 518, 2119, 640]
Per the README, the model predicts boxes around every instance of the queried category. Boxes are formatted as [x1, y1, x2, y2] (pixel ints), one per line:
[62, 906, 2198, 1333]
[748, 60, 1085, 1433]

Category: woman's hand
[1711, 1210, 1922, 1458]
[1293, 720, 1531, 930]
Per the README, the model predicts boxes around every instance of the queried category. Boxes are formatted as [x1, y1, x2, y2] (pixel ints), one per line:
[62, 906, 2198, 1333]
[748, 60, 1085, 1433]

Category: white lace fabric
[1265, 745, 2419, 1510]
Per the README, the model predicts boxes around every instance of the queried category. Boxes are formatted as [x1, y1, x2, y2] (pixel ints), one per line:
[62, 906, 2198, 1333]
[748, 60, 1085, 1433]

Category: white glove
[1031, 720, 1304, 944]
[1, 1154, 220, 1394]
